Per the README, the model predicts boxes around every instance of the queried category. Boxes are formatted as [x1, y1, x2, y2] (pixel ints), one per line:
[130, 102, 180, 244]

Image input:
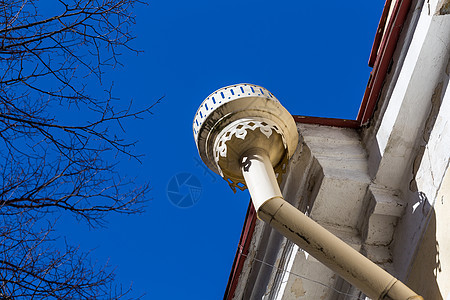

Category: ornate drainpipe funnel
[193, 83, 422, 300]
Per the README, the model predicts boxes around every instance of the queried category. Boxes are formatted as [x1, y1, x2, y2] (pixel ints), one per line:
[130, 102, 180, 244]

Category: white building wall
[229, 0, 450, 298]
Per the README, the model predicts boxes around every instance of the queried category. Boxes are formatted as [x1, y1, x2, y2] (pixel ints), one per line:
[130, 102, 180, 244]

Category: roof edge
[223, 203, 257, 300]
[293, 115, 361, 128]
[357, 0, 413, 124]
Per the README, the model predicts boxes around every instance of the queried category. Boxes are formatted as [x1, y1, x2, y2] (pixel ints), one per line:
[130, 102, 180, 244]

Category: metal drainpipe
[193, 84, 423, 300]
[241, 148, 422, 300]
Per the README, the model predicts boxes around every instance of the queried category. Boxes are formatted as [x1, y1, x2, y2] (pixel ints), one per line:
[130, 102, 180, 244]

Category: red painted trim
[369, 0, 393, 67]
[223, 203, 257, 300]
[293, 115, 360, 129]
[357, 0, 412, 124]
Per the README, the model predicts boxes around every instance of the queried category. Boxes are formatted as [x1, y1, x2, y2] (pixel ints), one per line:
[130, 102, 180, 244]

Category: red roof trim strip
[369, 0, 393, 67]
[358, 0, 412, 124]
[293, 116, 360, 128]
[223, 204, 257, 300]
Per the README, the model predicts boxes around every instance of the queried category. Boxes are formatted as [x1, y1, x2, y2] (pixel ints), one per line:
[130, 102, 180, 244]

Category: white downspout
[241, 148, 422, 300]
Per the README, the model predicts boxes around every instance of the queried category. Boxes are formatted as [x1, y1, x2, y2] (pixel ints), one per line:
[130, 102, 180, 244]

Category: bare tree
[0, 212, 135, 299]
[0, 0, 156, 298]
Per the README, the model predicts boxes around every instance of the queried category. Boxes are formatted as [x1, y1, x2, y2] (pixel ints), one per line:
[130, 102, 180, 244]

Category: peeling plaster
[290, 278, 306, 298]
[437, 0, 450, 14]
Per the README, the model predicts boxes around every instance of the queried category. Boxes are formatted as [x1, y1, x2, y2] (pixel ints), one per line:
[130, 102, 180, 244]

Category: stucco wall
[407, 166, 450, 300]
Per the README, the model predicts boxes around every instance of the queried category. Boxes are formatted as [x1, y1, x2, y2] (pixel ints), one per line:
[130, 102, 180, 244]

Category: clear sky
[58, 1, 385, 299]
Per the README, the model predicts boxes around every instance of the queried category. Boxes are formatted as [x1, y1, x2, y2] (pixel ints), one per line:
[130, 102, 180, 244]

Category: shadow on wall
[406, 200, 443, 300]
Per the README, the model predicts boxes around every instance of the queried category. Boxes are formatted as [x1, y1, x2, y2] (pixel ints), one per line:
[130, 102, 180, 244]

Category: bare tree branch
[0, 0, 155, 298]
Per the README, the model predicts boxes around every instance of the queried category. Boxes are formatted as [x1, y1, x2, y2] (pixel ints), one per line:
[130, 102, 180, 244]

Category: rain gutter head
[193, 83, 298, 192]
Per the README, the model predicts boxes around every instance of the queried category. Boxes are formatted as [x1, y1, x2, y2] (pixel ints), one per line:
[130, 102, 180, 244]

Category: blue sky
[59, 1, 385, 299]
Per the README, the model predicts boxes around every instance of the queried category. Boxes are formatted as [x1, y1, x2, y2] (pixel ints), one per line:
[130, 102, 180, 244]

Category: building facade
[225, 0, 450, 299]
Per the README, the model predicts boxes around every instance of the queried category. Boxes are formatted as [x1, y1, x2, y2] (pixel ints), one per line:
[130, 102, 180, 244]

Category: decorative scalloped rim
[193, 83, 278, 142]
[214, 119, 286, 162]
[213, 119, 289, 193]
